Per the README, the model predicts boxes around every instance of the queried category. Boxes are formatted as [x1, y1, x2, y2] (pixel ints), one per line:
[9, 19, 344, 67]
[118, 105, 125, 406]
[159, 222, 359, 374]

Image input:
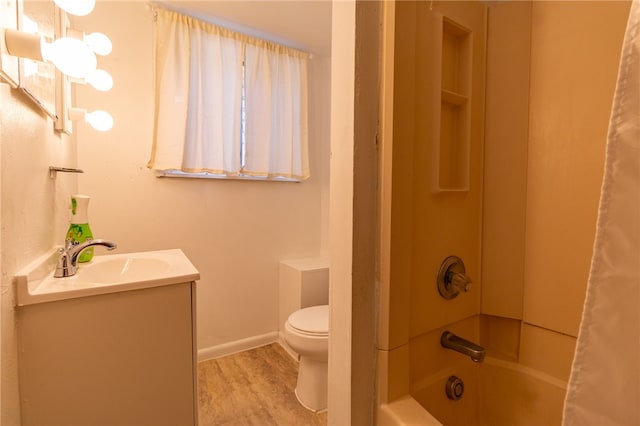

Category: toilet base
[295, 356, 328, 412]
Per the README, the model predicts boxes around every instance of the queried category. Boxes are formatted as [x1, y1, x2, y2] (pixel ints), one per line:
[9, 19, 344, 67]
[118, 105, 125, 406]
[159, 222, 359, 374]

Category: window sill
[155, 170, 301, 183]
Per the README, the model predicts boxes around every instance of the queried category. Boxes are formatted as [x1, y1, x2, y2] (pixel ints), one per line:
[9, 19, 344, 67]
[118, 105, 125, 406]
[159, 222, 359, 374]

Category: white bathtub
[379, 357, 567, 426]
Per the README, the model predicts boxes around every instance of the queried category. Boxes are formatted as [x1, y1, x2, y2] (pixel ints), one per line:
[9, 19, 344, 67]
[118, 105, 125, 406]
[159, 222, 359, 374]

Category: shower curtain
[562, 1, 640, 425]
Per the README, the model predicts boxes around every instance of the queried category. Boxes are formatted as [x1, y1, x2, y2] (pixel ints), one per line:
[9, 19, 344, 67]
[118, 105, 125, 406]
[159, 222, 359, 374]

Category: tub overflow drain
[445, 376, 464, 401]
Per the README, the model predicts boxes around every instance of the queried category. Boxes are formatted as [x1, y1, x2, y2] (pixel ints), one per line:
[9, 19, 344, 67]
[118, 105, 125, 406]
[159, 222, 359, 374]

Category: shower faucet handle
[447, 270, 472, 293]
[437, 256, 472, 299]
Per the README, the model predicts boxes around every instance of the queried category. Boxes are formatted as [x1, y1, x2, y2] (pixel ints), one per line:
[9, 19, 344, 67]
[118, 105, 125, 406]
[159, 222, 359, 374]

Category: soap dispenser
[65, 194, 94, 263]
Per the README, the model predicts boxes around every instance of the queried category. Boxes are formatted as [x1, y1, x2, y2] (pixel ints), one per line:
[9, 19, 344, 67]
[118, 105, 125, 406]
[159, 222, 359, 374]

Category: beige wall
[485, 0, 630, 384]
[481, 1, 531, 321]
[523, 0, 630, 337]
[408, 0, 486, 337]
[515, 0, 630, 387]
[0, 86, 77, 424]
[378, 1, 631, 424]
[70, 2, 330, 358]
[377, 0, 487, 406]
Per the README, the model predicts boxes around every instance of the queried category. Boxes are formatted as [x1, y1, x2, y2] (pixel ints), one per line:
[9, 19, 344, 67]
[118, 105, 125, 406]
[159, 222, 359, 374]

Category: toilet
[283, 304, 329, 412]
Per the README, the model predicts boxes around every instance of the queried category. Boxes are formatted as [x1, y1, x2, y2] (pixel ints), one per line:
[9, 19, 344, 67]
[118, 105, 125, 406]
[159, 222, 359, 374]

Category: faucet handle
[437, 256, 472, 300]
[448, 271, 472, 293]
[54, 247, 72, 278]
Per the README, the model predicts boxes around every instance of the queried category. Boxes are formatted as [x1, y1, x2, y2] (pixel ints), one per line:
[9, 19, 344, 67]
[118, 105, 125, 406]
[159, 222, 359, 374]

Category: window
[148, 8, 310, 181]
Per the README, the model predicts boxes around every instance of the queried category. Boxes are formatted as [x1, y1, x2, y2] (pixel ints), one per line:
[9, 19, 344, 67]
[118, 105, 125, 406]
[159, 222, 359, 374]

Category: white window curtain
[148, 8, 310, 180]
[243, 43, 309, 178]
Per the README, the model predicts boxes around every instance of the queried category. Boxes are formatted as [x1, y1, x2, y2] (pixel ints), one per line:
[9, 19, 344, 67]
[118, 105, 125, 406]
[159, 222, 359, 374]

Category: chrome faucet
[440, 331, 486, 363]
[54, 239, 117, 278]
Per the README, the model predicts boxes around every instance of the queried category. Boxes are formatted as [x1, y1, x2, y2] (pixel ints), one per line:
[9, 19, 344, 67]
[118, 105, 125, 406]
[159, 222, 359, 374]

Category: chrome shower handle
[447, 270, 472, 293]
[437, 256, 472, 299]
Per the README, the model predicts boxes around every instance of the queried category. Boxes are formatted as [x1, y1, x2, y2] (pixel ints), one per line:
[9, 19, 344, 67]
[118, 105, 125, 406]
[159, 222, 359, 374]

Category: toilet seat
[287, 305, 329, 336]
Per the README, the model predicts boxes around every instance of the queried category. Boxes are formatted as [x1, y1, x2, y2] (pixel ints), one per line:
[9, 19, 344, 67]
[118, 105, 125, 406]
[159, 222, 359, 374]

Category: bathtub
[379, 356, 567, 426]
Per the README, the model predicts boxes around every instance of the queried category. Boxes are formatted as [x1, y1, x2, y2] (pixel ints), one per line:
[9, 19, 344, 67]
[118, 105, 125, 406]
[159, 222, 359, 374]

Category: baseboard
[278, 330, 300, 361]
[197, 332, 280, 362]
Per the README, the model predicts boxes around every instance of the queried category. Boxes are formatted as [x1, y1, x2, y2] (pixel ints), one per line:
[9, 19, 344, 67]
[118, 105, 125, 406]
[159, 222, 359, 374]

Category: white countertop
[15, 248, 200, 306]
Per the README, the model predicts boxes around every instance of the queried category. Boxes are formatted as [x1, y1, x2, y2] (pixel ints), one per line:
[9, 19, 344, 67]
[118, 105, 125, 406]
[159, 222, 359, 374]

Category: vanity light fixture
[2, 29, 96, 79]
[53, 0, 95, 17]
[1, 2, 115, 133]
[68, 107, 114, 131]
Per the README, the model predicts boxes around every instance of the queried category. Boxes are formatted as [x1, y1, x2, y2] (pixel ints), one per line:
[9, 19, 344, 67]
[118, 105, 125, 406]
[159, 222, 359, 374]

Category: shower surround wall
[71, 2, 331, 359]
[377, 1, 631, 425]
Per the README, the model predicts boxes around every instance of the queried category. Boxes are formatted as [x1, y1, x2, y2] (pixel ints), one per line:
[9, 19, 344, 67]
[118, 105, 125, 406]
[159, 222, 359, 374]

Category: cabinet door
[18, 282, 196, 426]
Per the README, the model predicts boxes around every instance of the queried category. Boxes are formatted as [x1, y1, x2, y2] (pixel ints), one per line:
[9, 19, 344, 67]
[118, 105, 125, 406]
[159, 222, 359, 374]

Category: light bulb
[84, 32, 112, 56]
[54, 0, 95, 16]
[85, 110, 113, 131]
[85, 69, 113, 91]
[40, 37, 96, 79]
[69, 108, 114, 131]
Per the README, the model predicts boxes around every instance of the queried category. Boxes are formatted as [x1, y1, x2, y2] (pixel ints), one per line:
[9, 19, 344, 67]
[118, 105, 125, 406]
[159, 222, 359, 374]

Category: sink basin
[15, 248, 200, 306]
[79, 256, 171, 284]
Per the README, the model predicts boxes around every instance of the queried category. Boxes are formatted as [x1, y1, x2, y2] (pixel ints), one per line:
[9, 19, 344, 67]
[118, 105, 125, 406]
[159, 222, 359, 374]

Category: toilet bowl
[283, 304, 329, 412]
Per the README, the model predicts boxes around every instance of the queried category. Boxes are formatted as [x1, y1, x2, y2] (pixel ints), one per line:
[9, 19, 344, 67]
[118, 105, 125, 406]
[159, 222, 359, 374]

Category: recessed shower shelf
[432, 14, 473, 193]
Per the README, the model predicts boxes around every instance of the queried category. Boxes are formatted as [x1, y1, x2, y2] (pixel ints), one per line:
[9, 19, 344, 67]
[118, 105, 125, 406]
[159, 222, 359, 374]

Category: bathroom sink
[14, 248, 199, 306]
[79, 256, 171, 284]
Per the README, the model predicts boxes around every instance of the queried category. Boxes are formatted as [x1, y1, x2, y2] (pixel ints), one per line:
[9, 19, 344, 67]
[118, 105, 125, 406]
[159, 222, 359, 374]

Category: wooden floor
[198, 343, 328, 426]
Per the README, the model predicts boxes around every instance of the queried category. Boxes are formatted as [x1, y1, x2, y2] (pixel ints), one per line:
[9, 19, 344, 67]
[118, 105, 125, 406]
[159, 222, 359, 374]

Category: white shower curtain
[562, 1, 640, 425]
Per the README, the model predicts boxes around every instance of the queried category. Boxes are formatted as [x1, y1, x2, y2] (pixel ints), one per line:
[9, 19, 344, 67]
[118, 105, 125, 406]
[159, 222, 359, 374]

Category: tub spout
[440, 331, 485, 363]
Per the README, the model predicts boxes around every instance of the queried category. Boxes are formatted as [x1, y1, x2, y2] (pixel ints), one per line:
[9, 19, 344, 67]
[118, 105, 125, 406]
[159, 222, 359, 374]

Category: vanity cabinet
[17, 281, 197, 426]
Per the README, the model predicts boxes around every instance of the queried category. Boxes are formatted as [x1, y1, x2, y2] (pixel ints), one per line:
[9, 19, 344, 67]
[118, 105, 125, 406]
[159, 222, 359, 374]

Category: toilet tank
[278, 258, 329, 332]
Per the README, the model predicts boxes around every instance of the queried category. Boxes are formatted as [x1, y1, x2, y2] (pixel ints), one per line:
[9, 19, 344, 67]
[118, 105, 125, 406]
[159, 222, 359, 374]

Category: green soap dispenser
[65, 194, 94, 263]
